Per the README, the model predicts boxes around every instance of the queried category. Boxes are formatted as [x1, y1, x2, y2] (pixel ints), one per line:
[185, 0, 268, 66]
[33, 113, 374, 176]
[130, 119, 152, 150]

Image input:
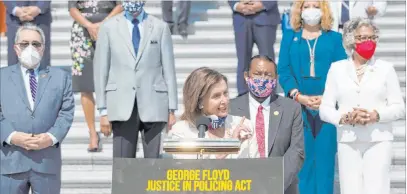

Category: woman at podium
[168, 67, 256, 159]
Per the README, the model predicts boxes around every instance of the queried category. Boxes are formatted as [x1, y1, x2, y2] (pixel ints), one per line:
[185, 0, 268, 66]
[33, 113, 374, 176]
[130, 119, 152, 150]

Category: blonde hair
[290, 0, 333, 32]
[180, 67, 228, 125]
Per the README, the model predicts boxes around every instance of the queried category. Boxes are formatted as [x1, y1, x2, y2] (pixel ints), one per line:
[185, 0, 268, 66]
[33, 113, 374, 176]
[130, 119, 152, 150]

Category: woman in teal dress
[277, 1, 347, 193]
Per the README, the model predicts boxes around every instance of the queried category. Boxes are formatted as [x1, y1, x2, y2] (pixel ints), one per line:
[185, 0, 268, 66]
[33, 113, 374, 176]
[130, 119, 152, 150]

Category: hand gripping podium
[163, 138, 241, 159]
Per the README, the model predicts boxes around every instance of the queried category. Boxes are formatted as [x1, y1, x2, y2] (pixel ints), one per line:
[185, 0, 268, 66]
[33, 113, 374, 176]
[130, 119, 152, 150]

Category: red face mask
[355, 40, 376, 60]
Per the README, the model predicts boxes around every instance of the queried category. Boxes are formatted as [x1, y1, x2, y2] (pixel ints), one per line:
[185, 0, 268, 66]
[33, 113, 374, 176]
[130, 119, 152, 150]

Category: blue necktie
[341, 1, 350, 24]
[132, 19, 140, 56]
[28, 69, 37, 102]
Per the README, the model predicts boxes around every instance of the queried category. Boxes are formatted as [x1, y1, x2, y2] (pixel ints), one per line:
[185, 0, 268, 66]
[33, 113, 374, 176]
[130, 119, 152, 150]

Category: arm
[375, 64, 405, 122]
[283, 103, 304, 191]
[0, 103, 16, 146]
[93, 24, 111, 114]
[46, 73, 75, 145]
[68, 2, 93, 28]
[228, 1, 238, 11]
[3, 1, 18, 15]
[161, 24, 178, 111]
[261, 0, 277, 11]
[333, 33, 348, 62]
[277, 30, 298, 96]
[372, 1, 387, 17]
[102, 3, 123, 22]
[319, 64, 343, 127]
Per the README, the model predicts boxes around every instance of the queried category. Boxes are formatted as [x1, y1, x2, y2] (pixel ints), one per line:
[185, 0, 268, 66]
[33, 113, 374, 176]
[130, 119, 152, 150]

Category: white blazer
[319, 57, 405, 142]
[167, 115, 259, 159]
[330, 0, 387, 32]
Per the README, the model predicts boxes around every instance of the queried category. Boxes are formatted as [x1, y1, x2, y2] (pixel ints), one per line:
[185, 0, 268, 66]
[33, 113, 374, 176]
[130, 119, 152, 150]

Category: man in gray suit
[161, 0, 191, 38]
[0, 23, 74, 194]
[229, 56, 304, 194]
[4, 1, 52, 68]
[94, 1, 177, 158]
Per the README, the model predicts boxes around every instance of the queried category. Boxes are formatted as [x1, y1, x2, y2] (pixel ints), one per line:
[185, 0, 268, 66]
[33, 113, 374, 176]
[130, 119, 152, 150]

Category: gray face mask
[301, 8, 322, 26]
[18, 45, 42, 69]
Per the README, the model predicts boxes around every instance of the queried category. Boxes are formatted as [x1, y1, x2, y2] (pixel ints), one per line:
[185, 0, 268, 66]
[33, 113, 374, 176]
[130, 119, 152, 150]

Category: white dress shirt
[168, 115, 257, 159]
[248, 94, 271, 153]
[6, 65, 58, 145]
[320, 57, 405, 142]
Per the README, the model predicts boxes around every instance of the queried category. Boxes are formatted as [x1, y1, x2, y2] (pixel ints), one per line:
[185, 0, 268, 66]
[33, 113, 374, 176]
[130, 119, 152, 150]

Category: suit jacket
[0, 64, 74, 175]
[4, 1, 52, 25]
[229, 93, 304, 194]
[94, 12, 177, 122]
[330, 0, 387, 32]
[320, 57, 405, 142]
[228, 0, 281, 26]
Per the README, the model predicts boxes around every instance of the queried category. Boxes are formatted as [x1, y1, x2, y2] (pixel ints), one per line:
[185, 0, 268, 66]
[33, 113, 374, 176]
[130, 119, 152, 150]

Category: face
[245, 58, 276, 81]
[302, 1, 320, 11]
[201, 80, 229, 118]
[14, 29, 44, 57]
[122, 0, 145, 14]
[354, 25, 378, 44]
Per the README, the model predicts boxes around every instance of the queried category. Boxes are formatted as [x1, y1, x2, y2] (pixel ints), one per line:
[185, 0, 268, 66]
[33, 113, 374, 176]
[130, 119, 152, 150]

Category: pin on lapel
[274, 111, 279, 116]
[41, 74, 47, 78]
[293, 37, 298, 42]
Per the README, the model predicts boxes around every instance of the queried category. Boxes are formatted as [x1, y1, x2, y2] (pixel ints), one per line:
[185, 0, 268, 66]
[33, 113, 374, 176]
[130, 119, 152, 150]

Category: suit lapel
[268, 96, 282, 155]
[33, 68, 51, 112]
[236, 94, 251, 120]
[135, 15, 154, 67]
[10, 65, 30, 109]
[117, 15, 137, 61]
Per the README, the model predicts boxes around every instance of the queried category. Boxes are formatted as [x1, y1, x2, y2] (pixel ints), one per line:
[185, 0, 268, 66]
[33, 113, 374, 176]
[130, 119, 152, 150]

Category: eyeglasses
[17, 41, 43, 49]
[354, 35, 379, 42]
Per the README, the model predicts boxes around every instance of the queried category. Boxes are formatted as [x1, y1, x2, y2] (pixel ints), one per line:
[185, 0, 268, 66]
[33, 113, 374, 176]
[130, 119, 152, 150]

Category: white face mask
[301, 8, 322, 26]
[18, 45, 42, 69]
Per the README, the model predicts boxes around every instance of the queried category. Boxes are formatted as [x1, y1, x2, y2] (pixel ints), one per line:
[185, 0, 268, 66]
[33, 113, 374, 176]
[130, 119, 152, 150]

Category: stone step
[192, 17, 406, 31]
[57, 164, 405, 188]
[2, 42, 406, 62]
[2, 56, 405, 73]
[2, 29, 405, 47]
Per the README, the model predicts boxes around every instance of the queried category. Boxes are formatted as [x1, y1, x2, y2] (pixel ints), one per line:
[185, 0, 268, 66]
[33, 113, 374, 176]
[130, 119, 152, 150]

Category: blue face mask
[207, 115, 227, 129]
[122, 1, 145, 14]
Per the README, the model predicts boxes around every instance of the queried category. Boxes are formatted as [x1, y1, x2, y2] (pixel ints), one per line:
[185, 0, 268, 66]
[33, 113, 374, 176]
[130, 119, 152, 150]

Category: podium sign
[112, 158, 283, 194]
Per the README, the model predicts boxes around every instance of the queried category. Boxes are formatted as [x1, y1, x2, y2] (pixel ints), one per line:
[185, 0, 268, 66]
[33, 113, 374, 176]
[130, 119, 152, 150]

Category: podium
[163, 138, 241, 159]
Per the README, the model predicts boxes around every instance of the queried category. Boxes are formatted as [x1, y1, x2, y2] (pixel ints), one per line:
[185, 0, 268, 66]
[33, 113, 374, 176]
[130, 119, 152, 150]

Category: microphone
[196, 116, 210, 138]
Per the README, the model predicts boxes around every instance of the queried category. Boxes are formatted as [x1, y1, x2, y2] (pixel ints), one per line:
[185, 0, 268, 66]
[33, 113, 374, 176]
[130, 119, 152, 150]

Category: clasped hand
[297, 94, 322, 110]
[236, 1, 264, 15]
[341, 108, 379, 125]
[15, 6, 41, 22]
[11, 132, 53, 151]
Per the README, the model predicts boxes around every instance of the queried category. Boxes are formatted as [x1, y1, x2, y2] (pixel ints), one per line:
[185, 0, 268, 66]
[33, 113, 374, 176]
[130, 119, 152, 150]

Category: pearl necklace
[356, 64, 367, 77]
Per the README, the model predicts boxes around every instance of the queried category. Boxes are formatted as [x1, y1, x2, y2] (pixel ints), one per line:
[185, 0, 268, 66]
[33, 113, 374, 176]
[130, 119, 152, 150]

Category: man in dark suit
[228, 0, 280, 95]
[0, 22, 74, 194]
[4, 1, 52, 68]
[229, 55, 304, 194]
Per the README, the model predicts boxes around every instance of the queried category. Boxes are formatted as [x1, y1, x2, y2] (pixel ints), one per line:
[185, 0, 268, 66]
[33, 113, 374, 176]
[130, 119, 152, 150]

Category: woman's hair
[290, 0, 333, 32]
[180, 67, 228, 125]
[342, 18, 380, 56]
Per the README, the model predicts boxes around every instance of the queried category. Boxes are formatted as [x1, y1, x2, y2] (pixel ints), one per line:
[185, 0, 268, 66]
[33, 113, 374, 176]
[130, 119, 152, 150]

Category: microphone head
[196, 116, 210, 128]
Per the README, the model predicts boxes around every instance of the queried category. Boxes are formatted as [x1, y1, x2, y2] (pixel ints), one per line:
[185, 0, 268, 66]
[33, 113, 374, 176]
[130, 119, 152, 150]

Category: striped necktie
[28, 69, 37, 102]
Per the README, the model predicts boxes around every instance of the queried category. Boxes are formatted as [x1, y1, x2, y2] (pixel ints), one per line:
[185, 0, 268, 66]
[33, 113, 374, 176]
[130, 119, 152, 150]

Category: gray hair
[14, 22, 46, 45]
[342, 18, 380, 56]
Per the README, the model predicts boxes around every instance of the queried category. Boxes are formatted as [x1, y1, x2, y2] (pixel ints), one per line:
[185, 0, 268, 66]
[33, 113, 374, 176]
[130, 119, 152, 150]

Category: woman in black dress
[69, 1, 122, 152]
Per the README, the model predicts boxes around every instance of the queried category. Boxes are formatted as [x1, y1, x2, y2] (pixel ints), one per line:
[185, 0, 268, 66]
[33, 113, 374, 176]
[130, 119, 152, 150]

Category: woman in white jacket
[319, 18, 405, 194]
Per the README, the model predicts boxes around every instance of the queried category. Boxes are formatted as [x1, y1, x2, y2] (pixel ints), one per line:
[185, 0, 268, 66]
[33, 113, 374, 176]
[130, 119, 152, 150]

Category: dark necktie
[28, 69, 37, 103]
[255, 105, 266, 158]
[341, 1, 350, 24]
[132, 19, 140, 56]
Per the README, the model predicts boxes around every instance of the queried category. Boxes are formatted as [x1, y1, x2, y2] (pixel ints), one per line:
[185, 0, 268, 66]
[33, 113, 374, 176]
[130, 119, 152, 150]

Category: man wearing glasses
[4, 1, 52, 68]
[0, 22, 74, 194]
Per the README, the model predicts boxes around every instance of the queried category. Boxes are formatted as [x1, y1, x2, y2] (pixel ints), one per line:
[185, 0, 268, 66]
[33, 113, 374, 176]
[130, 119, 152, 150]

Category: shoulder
[169, 120, 193, 137]
[0, 65, 14, 75]
[100, 14, 122, 30]
[325, 30, 343, 42]
[330, 59, 349, 72]
[147, 14, 168, 29]
[275, 96, 301, 111]
[374, 59, 396, 74]
[48, 67, 70, 79]
[230, 93, 248, 105]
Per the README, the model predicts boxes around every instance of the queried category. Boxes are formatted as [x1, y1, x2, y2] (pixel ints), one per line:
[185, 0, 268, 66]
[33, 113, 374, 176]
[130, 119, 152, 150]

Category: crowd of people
[0, 1, 405, 194]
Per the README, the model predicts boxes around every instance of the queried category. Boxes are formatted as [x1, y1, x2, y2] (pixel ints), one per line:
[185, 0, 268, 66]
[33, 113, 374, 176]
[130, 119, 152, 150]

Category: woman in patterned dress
[69, 1, 122, 152]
